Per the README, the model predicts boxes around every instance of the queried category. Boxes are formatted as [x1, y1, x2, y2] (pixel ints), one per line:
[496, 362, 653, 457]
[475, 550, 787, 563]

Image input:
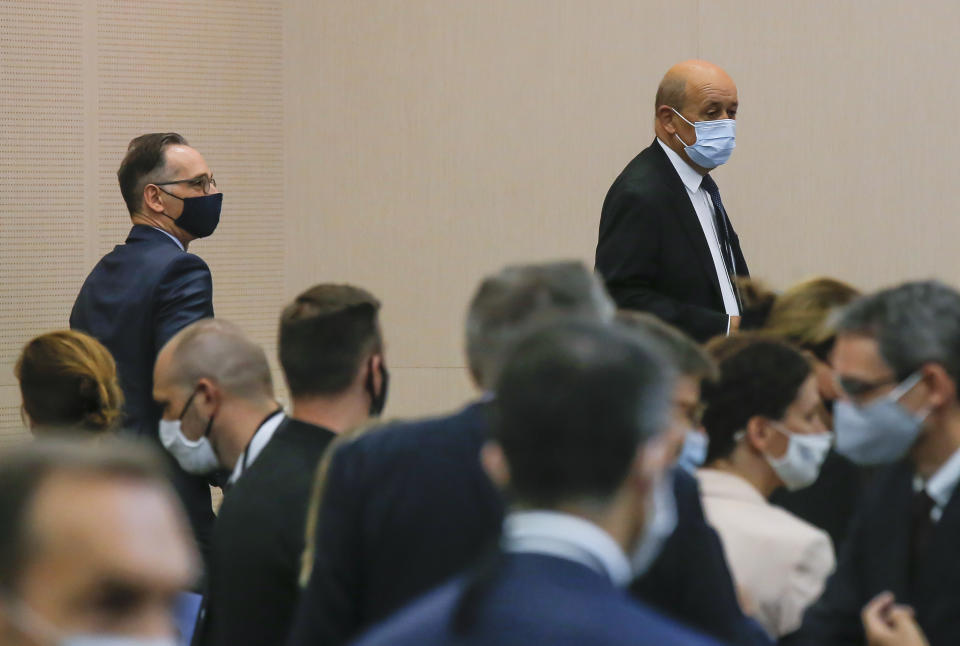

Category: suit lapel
[913, 480, 960, 606]
[647, 141, 724, 305]
[870, 464, 914, 601]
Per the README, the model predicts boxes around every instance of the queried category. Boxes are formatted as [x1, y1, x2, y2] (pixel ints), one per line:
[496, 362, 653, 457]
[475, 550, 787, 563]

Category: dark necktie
[699, 174, 742, 311]
[909, 489, 936, 585]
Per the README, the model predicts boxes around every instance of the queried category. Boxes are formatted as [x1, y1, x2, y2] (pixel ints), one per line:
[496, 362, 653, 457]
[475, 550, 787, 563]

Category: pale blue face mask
[676, 429, 709, 473]
[671, 108, 736, 169]
[834, 372, 929, 466]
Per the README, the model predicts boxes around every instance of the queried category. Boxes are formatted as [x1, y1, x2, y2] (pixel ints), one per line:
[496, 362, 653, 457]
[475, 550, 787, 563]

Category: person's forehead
[25, 473, 196, 593]
[833, 334, 892, 377]
[687, 71, 738, 105]
[163, 144, 210, 177]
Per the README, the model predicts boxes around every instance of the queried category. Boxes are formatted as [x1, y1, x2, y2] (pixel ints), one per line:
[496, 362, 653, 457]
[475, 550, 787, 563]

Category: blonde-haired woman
[15, 330, 124, 435]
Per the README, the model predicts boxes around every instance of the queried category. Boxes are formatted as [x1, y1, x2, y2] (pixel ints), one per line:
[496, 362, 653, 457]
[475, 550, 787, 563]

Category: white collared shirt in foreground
[913, 444, 960, 523]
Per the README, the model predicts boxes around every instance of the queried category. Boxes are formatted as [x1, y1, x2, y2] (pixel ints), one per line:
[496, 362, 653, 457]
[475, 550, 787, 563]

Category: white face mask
[630, 469, 678, 576]
[157, 389, 219, 475]
[764, 423, 833, 491]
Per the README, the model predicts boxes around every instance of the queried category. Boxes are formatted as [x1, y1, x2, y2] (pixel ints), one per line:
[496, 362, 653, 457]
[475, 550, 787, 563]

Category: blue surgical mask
[676, 429, 709, 473]
[671, 108, 736, 169]
[834, 372, 929, 466]
[765, 424, 833, 491]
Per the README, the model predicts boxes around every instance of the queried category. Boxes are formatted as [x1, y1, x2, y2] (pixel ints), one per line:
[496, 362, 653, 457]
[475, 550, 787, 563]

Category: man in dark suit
[349, 321, 723, 646]
[620, 312, 773, 645]
[194, 284, 388, 646]
[286, 261, 616, 646]
[70, 132, 223, 555]
[596, 60, 748, 342]
[790, 281, 960, 646]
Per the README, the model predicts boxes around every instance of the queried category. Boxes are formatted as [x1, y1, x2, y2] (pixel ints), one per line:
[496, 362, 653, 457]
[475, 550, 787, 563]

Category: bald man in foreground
[595, 60, 749, 343]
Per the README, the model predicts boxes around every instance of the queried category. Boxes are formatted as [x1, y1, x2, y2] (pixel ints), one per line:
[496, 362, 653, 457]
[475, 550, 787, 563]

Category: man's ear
[481, 441, 510, 489]
[921, 363, 955, 410]
[368, 353, 385, 393]
[743, 416, 773, 453]
[656, 105, 679, 134]
[194, 378, 221, 417]
[142, 182, 165, 214]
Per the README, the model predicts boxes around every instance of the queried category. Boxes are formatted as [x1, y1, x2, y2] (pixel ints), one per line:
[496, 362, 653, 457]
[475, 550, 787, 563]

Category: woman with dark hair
[698, 335, 835, 639]
[15, 330, 124, 435]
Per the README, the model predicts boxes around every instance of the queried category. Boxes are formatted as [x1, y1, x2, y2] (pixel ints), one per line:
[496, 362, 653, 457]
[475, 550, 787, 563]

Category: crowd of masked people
[6, 253, 957, 646]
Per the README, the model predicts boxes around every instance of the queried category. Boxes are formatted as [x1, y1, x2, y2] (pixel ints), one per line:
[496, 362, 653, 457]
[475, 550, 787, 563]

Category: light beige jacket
[697, 468, 836, 638]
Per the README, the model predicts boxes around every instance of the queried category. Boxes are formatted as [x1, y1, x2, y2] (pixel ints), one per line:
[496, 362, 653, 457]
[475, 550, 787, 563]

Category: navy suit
[286, 401, 503, 646]
[349, 552, 724, 646]
[596, 140, 749, 342]
[633, 469, 773, 646]
[70, 225, 215, 554]
[788, 461, 960, 646]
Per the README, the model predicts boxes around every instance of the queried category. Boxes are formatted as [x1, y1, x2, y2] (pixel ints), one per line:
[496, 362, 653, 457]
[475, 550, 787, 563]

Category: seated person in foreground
[698, 335, 835, 638]
[349, 321, 722, 646]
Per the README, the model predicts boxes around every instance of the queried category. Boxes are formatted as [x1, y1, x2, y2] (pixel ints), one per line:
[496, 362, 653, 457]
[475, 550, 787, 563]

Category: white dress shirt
[227, 411, 286, 485]
[697, 469, 835, 638]
[913, 445, 960, 522]
[151, 226, 185, 251]
[503, 510, 632, 587]
[656, 139, 740, 318]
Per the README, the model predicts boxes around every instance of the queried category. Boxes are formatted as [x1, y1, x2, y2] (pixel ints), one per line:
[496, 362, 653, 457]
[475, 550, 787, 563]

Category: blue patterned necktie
[699, 174, 742, 310]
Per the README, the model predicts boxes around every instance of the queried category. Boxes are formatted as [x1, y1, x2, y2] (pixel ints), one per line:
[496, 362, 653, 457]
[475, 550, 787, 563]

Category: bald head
[655, 60, 736, 113]
[159, 319, 273, 401]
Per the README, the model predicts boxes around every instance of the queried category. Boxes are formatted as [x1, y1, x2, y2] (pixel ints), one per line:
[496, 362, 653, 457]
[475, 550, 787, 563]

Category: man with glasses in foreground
[71, 132, 223, 559]
[789, 281, 960, 646]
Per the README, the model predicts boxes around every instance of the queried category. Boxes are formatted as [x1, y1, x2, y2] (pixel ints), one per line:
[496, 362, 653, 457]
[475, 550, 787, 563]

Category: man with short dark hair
[287, 261, 615, 646]
[350, 321, 721, 645]
[194, 284, 387, 646]
[71, 133, 223, 555]
[792, 280, 960, 646]
[0, 440, 198, 645]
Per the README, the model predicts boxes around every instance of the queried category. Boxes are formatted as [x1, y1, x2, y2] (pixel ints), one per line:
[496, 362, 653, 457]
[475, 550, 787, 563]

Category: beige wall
[4, 2, 960, 440]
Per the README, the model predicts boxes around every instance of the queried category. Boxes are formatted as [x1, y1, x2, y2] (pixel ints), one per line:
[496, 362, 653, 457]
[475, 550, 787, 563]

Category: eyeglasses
[154, 175, 217, 193]
[836, 375, 898, 399]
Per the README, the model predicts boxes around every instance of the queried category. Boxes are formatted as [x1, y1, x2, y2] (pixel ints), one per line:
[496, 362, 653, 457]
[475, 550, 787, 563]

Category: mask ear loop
[670, 107, 696, 147]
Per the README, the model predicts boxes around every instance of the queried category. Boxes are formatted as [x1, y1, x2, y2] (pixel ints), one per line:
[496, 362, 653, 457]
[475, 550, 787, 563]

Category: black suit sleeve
[154, 253, 214, 352]
[287, 444, 363, 646]
[631, 470, 773, 646]
[596, 188, 729, 342]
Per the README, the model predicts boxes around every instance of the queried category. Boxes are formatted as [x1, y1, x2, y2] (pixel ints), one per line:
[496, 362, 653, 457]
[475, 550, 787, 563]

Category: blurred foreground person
[699, 336, 835, 638]
[792, 281, 960, 646]
[351, 321, 721, 646]
[15, 330, 123, 436]
[287, 262, 613, 646]
[0, 440, 198, 645]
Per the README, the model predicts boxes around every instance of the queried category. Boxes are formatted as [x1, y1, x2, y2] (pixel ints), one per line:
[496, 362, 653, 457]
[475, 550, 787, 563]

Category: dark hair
[278, 284, 382, 398]
[493, 320, 673, 507]
[117, 132, 188, 215]
[15, 330, 124, 434]
[701, 335, 812, 464]
[0, 440, 166, 592]
[836, 280, 960, 382]
[616, 311, 717, 380]
[453, 321, 673, 634]
[736, 277, 778, 331]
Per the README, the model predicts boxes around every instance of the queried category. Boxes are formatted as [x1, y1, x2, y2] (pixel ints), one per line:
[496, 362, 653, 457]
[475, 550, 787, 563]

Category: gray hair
[465, 261, 615, 389]
[167, 319, 274, 400]
[836, 280, 960, 382]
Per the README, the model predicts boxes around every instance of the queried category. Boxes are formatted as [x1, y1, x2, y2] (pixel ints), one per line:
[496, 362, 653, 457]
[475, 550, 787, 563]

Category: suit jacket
[698, 469, 835, 638]
[70, 224, 215, 554]
[787, 461, 960, 646]
[349, 552, 724, 646]
[633, 468, 775, 645]
[195, 417, 336, 646]
[286, 401, 503, 646]
[595, 139, 749, 342]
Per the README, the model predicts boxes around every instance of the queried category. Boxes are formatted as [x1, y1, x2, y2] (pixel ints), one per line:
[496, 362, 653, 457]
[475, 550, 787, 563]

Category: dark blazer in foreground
[286, 401, 503, 646]
[195, 417, 336, 646]
[70, 224, 215, 553]
[595, 140, 748, 342]
[787, 460, 960, 646]
[349, 552, 724, 646]
[633, 468, 773, 646]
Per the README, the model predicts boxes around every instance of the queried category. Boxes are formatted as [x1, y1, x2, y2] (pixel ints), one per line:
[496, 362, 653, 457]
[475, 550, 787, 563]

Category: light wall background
[3, 1, 959, 442]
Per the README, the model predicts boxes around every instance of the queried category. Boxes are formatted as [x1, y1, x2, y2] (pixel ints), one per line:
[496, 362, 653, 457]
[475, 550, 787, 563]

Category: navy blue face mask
[158, 189, 222, 238]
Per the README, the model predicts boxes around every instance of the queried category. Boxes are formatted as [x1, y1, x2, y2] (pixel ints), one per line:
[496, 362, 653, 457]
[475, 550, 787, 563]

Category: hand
[729, 315, 741, 333]
[862, 592, 929, 646]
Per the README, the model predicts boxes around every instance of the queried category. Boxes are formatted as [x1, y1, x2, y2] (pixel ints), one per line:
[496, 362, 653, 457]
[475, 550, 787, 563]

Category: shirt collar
[228, 411, 286, 485]
[697, 468, 768, 505]
[502, 510, 632, 587]
[657, 137, 705, 194]
[914, 445, 960, 511]
[150, 227, 185, 251]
